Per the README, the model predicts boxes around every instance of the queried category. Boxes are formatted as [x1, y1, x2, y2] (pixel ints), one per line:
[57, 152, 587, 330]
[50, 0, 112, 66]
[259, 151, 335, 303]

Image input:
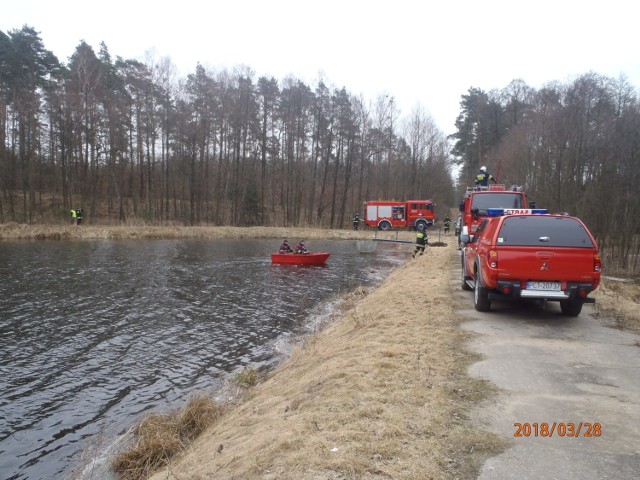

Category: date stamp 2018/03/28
[514, 422, 602, 438]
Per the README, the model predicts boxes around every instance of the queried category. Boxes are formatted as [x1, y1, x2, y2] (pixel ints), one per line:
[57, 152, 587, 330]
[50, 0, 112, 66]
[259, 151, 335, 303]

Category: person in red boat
[294, 240, 308, 254]
[279, 239, 293, 253]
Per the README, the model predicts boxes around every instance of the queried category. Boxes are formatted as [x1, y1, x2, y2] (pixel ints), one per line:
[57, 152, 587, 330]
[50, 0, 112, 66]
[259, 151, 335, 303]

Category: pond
[0, 238, 408, 479]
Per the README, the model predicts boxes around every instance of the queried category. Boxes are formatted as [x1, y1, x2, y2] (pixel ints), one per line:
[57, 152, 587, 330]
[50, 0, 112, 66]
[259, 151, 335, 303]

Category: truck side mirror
[459, 234, 471, 245]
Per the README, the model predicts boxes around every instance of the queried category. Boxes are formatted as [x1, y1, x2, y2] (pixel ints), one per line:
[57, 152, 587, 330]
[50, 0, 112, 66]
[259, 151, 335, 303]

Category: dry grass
[233, 367, 261, 389]
[592, 277, 640, 333]
[145, 240, 506, 480]
[0, 222, 415, 243]
[111, 396, 225, 480]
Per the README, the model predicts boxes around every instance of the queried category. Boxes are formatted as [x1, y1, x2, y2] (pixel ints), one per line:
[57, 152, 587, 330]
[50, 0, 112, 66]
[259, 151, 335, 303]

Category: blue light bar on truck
[487, 208, 549, 216]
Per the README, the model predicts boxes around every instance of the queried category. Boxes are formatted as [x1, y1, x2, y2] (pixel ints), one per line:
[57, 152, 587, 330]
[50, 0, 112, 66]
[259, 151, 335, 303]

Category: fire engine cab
[459, 185, 533, 235]
[364, 200, 435, 231]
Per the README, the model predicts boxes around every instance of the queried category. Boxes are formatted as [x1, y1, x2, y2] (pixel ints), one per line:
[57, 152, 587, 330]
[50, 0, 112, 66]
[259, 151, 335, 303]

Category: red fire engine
[459, 185, 532, 235]
[364, 200, 436, 230]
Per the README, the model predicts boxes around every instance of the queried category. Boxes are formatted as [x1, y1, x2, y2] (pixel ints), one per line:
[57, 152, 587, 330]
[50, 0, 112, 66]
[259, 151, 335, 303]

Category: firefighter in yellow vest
[70, 208, 77, 225]
[475, 166, 497, 187]
[412, 224, 428, 257]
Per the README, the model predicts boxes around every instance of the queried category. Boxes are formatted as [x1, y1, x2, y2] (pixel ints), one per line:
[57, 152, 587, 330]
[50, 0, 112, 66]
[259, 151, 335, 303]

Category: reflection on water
[0, 238, 407, 479]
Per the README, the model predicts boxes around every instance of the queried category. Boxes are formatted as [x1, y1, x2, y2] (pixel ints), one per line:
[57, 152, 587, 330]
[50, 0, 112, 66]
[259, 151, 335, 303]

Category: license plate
[526, 281, 561, 291]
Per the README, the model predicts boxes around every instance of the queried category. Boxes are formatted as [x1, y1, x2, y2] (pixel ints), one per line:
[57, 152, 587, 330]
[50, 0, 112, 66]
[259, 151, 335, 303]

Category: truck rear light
[489, 250, 498, 268]
[594, 254, 601, 272]
[501, 285, 511, 295]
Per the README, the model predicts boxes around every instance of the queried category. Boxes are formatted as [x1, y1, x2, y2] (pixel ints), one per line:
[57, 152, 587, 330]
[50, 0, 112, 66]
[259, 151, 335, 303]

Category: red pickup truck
[460, 210, 601, 316]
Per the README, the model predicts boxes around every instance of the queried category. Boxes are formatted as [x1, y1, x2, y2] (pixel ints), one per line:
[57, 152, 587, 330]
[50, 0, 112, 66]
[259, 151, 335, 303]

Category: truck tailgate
[496, 247, 597, 284]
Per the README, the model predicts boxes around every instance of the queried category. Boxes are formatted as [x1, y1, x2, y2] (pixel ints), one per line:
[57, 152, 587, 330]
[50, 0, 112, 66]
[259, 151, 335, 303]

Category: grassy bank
[593, 277, 640, 334]
[0, 223, 414, 243]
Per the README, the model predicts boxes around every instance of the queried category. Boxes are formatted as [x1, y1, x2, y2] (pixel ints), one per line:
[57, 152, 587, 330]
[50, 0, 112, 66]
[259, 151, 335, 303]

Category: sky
[2, 0, 639, 135]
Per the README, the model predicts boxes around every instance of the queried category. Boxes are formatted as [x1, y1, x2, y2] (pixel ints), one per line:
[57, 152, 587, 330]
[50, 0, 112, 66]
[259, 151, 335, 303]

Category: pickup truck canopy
[497, 216, 595, 248]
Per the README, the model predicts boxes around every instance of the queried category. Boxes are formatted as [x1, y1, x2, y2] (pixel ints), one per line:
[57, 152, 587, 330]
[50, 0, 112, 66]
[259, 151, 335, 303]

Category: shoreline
[137, 239, 506, 480]
[0, 223, 417, 243]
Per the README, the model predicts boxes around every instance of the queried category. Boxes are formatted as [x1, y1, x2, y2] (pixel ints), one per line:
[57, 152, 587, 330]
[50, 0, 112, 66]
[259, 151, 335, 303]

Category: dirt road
[453, 251, 640, 480]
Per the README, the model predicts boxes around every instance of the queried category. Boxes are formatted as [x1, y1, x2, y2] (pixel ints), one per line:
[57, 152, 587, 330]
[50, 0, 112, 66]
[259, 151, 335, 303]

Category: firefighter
[279, 239, 293, 253]
[352, 212, 360, 230]
[294, 240, 308, 254]
[475, 166, 497, 187]
[412, 224, 428, 258]
[443, 215, 451, 234]
[76, 208, 84, 225]
[70, 208, 77, 225]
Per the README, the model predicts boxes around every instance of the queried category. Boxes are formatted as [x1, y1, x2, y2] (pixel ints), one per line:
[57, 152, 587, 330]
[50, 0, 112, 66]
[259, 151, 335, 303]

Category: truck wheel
[473, 267, 491, 312]
[560, 299, 583, 316]
[415, 220, 427, 231]
[378, 220, 392, 231]
[461, 253, 472, 291]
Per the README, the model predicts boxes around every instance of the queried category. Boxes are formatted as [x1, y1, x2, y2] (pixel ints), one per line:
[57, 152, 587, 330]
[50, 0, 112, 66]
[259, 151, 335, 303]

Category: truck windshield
[472, 193, 524, 214]
[498, 216, 595, 247]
